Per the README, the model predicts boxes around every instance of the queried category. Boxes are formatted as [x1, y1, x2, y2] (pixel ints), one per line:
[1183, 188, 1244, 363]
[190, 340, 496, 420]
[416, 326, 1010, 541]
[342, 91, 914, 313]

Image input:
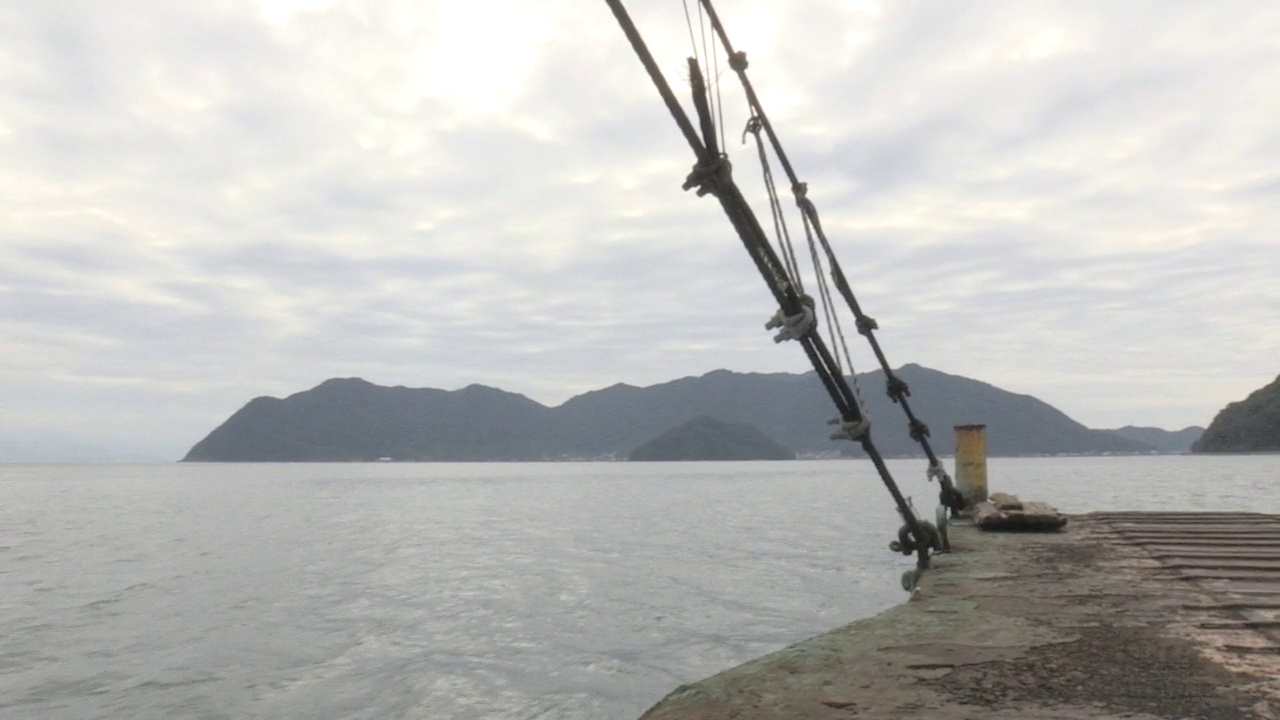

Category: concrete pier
[638, 513, 1280, 719]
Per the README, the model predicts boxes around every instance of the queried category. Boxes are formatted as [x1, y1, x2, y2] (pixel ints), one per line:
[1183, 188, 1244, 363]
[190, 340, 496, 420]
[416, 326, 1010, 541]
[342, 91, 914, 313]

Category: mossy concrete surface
[638, 514, 1280, 720]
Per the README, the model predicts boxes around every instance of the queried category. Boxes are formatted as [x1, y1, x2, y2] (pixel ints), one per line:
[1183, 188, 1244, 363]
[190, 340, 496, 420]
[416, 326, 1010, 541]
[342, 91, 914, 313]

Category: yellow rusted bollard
[954, 424, 988, 506]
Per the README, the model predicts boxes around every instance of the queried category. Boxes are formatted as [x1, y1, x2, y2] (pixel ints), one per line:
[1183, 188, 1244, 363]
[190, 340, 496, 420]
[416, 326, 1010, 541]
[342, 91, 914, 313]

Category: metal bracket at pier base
[901, 567, 924, 593]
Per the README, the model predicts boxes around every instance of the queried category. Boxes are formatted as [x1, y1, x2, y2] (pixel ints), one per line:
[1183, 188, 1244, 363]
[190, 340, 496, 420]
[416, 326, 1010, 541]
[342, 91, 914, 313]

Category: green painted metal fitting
[901, 568, 923, 593]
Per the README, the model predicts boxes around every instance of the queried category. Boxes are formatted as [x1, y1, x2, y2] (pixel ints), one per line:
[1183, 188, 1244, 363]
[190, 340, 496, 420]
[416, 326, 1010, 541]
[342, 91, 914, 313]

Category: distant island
[182, 364, 1204, 462]
[1193, 374, 1280, 453]
[629, 416, 793, 461]
[1098, 425, 1206, 454]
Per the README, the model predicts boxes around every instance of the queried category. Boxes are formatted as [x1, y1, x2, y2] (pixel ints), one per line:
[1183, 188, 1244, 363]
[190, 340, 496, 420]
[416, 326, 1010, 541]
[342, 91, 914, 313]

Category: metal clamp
[828, 415, 870, 441]
[927, 462, 946, 483]
[765, 304, 815, 342]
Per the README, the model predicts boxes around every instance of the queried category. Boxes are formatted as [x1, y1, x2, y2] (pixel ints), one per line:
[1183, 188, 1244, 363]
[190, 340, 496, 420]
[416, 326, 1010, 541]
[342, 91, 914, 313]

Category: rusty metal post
[954, 424, 988, 505]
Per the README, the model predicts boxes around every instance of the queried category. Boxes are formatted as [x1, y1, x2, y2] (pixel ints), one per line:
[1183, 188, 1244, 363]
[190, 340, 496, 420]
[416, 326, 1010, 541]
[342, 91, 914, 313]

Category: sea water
[1, 456, 1276, 719]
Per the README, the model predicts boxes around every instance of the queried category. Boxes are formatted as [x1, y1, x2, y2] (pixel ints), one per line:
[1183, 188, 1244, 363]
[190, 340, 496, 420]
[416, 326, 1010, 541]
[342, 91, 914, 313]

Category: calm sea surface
[1, 456, 1277, 719]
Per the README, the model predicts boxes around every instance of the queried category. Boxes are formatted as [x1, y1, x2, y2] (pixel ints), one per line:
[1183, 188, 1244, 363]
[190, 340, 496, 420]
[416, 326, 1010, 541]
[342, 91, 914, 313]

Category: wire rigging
[744, 120, 803, 293]
[679, 0, 700, 72]
[603, 0, 954, 582]
[709, 21, 726, 153]
[692, 0, 966, 517]
[803, 207, 856, 378]
[682, 0, 728, 160]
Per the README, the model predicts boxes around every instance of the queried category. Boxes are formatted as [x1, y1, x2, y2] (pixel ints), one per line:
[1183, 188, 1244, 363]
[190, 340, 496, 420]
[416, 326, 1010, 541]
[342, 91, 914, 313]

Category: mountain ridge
[1193, 374, 1280, 453]
[1101, 425, 1205, 454]
[182, 365, 1194, 462]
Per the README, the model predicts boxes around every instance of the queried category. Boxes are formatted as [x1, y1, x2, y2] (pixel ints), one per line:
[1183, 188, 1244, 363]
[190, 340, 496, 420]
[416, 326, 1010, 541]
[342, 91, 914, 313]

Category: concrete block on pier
[974, 495, 1067, 531]
[989, 492, 1022, 510]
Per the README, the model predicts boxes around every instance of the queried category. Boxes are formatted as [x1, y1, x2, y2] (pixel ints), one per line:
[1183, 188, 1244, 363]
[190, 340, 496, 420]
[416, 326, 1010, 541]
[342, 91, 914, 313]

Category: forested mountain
[183, 364, 1154, 462]
[1193, 375, 1280, 453]
[628, 416, 793, 461]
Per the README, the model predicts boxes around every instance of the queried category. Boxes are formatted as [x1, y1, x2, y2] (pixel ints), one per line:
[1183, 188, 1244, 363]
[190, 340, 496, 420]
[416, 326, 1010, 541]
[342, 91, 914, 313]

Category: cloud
[1, 0, 1277, 459]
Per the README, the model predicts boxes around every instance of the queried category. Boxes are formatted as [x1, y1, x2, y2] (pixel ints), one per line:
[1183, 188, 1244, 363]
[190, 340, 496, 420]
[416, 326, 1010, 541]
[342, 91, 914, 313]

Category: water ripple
[0, 457, 1275, 718]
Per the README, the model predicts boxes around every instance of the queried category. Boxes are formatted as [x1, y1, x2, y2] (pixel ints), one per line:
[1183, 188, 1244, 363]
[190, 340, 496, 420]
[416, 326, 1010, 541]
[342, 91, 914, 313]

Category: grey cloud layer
[1, 1, 1276, 459]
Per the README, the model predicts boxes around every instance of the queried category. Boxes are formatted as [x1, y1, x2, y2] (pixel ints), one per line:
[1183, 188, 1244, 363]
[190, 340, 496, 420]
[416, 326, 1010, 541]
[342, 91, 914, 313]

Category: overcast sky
[2, 0, 1277, 461]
